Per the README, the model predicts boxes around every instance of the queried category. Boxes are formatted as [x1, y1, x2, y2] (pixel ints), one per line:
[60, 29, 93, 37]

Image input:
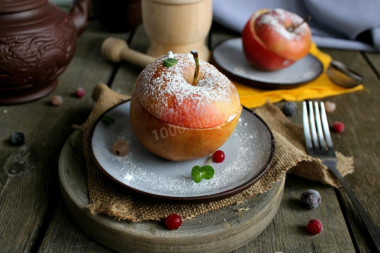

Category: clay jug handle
[69, 0, 92, 36]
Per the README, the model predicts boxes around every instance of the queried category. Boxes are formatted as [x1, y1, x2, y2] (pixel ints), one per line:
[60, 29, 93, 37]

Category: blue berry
[282, 102, 297, 116]
[301, 189, 321, 209]
[8, 132, 26, 146]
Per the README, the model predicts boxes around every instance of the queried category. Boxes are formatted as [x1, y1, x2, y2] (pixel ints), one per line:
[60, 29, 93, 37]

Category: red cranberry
[164, 214, 182, 230]
[212, 150, 225, 163]
[306, 219, 323, 235]
[333, 121, 345, 133]
[75, 87, 85, 98]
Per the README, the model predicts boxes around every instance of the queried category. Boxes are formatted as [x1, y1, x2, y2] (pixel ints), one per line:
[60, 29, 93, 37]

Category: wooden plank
[243, 49, 380, 252]
[283, 48, 380, 253]
[38, 204, 114, 253]
[320, 49, 380, 252]
[232, 175, 355, 253]
[33, 22, 379, 252]
[0, 21, 124, 252]
[36, 24, 139, 252]
[363, 52, 380, 78]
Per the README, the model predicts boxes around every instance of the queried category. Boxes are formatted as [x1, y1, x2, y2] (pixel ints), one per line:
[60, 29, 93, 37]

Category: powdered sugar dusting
[135, 54, 241, 128]
[256, 8, 308, 40]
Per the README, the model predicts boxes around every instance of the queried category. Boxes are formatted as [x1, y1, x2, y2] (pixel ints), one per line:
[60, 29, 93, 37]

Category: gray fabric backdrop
[213, 0, 380, 52]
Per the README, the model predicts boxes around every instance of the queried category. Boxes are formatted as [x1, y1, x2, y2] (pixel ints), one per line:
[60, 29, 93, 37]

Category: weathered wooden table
[1, 18, 380, 252]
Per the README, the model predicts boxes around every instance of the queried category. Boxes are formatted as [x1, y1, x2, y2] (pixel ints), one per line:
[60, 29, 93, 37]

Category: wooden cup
[141, 0, 212, 61]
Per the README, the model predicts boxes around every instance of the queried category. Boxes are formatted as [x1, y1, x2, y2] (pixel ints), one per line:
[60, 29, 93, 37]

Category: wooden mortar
[141, 0, 212, 61]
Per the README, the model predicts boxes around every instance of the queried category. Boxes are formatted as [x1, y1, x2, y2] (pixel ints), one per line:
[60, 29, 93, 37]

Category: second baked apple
[242, 8, 312, 71]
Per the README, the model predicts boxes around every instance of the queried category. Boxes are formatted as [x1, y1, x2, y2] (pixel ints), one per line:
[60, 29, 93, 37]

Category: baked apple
[242, 8, 312, 71]
[130, 51, 242, 161]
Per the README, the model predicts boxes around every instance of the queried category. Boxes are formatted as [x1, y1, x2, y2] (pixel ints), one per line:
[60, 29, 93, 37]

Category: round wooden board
[59, 130, 285, 253]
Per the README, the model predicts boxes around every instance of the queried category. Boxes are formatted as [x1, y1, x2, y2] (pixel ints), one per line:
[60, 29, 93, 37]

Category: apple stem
[288, 15, 311, 32]
[191, 50, 199, 86]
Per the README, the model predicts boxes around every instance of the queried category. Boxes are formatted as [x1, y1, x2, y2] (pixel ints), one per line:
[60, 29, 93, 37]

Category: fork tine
[320, 102, 334, 149]
[307, 101, 320, 149]
[303, 101, 313, 151]
[314, 101, 326, 149]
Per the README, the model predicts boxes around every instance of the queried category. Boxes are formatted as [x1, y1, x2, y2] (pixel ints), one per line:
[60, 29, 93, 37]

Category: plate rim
[89, 100, 276, 201]
[211, 37, 324, 89]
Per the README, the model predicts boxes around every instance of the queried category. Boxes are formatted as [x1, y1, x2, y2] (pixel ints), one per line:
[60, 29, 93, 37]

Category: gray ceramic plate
[90, 100, 275, 201]
[212, 38, 323, 89]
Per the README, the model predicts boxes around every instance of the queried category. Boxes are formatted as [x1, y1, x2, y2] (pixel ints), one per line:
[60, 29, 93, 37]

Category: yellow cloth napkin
[234, 43, 364, 108]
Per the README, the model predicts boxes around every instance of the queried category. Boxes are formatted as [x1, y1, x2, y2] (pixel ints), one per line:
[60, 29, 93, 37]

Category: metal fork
[303, 101, 380, 251]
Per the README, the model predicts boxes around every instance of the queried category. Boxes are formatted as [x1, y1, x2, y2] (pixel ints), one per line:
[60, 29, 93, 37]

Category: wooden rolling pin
[101, 37, 156, 67]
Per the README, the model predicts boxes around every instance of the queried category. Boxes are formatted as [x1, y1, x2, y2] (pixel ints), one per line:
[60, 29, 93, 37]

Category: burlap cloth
[77, 83, 354, 222]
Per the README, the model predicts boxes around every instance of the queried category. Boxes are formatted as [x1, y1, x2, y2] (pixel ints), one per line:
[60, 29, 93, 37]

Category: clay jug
[0, 0, 92, 104]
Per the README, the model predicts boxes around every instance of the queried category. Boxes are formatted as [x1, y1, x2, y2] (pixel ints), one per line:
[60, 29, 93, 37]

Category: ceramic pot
[141, 0, 212, 61]
[0, 0, 92, 104]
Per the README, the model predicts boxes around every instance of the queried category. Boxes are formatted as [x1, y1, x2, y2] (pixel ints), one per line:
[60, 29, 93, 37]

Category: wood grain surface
[1, 18, 380, 252]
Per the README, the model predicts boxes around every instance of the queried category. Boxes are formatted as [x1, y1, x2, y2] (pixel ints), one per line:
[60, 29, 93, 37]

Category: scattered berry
[306, 219, 323, 235]
[301, 189, 321, 209]
[164, 214, 182, 230]
[212, 150, 225, 163]
[75, 87, 85, 98]
[112, 140, 129, 156]
[8, 132, 26, 146]
[324, 101, 336, 113]
[282, 102, 297, 116]
[333, 121, 345, 133]
[51, 95, 63, 106]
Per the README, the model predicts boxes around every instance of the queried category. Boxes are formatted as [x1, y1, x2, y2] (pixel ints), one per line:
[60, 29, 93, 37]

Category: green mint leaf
[191, 166, 203, 183]
[201, 165, 214, 180]
[101, 115, 115, 127]
[163, 58, 177, 67]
